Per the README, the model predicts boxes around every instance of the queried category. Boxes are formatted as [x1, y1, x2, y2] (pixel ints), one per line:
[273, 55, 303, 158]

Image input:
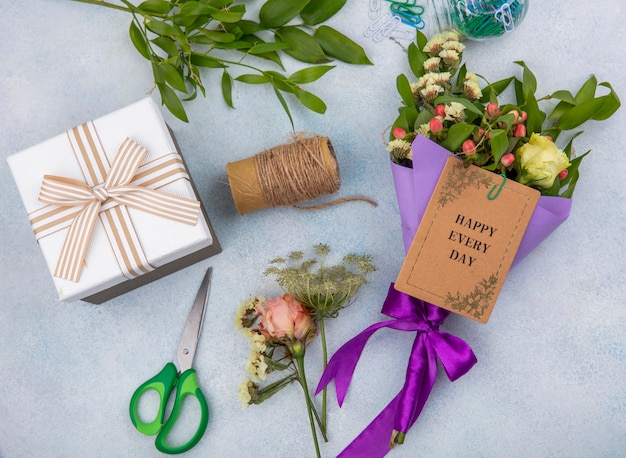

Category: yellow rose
[515, 133, 571, 190]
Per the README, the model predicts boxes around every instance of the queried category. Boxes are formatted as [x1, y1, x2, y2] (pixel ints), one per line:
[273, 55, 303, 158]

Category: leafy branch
[72, 0, 372, 127]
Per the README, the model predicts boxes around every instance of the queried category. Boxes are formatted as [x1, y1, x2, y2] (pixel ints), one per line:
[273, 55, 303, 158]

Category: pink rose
[256, 294, 315, 343]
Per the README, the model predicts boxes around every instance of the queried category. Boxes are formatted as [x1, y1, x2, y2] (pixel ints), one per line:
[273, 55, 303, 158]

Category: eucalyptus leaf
[275, 27, 330, 64]
[314, 26, 372, 65]
[259, 0, 309, 28]
[301, 0, 346, 25]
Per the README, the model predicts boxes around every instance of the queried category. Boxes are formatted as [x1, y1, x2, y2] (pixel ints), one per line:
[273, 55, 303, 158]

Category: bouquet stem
[293, 344, 323, 458]
[319, 316, 328, 433]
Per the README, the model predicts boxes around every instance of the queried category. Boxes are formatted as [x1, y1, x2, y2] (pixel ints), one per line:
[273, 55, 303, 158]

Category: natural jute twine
[226, 134, 377, 215]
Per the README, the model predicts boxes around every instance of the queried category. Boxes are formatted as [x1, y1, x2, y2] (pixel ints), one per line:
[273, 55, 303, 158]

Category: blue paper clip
[386, 0, 426, 29]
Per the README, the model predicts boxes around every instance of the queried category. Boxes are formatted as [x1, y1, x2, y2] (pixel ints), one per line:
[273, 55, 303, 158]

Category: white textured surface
[1, 1, 625, 457]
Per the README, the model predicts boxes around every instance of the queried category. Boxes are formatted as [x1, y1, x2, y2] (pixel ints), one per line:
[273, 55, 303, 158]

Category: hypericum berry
[513, 124, 526, 137]
[429, 117, 443, 133]
[392, 127, 407, 139]
[500, 153, 515, 167]
[558, 169, 568, 180]
[486, 102, 500, 118]
[462, 139, 476, 154]
[434, 104, 446, 117]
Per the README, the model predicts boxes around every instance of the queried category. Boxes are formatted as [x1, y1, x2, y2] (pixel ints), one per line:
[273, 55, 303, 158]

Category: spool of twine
[226, 135, 376, 215]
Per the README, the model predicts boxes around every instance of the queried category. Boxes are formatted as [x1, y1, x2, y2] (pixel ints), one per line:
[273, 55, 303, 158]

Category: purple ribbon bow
[316, 284, 477, 458]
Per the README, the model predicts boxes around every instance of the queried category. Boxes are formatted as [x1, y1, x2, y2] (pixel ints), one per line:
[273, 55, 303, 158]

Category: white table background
[1, 1, 624, 457]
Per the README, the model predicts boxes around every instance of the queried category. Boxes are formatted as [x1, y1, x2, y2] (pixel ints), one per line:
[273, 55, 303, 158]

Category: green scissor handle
[129, 362, 209, 454]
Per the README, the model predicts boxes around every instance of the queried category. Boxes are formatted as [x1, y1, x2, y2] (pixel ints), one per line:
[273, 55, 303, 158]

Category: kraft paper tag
[395, 157, 540, 323]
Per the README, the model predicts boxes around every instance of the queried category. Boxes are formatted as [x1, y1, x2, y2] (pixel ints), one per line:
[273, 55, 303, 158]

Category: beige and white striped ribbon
[34, 123, 200, 282]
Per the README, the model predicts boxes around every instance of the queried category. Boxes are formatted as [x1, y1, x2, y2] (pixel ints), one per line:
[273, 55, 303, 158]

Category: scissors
[129, 268, 212, 454]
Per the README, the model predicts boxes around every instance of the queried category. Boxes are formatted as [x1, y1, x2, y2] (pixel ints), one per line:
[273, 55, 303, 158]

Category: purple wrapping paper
[396, 135, 573, 266]
[316, 135, 573, 457]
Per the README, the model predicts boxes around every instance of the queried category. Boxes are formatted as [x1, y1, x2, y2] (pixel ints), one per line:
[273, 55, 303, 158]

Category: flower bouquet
[316, 31, 620, 456]
[235, 244, 376, 458]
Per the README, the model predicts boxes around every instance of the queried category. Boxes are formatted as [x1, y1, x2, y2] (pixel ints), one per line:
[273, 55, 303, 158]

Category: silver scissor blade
[175, 267, 212, 372]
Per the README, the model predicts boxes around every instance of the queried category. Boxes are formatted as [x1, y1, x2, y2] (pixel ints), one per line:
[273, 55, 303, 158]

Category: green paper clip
[487, 174, 507, 200]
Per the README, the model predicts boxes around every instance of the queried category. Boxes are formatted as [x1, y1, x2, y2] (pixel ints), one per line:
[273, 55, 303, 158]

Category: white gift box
[7, 97, 220, 303]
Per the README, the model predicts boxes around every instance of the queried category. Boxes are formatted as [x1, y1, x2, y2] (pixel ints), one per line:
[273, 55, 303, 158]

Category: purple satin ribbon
[316, 284, 477, 458]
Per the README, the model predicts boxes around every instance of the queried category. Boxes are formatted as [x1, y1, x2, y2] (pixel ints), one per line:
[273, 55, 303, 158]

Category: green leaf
[207, 4, 245, 23]
[195, 29, 236, 43]
[137, 0, 171, 15]
[547, 100, 575, 121]
[227, 20, 264, 35]
[221, 70, 234, 108]
[592, 82, 621, 120]
[129, 22, 151, 60]
[479, 77, 514, 103]
[273, 87, 295, 131]
[289, 65, 335, 84]
[146, 19, 177, 37]
[314, 26, 372, 65]
[301, 0, 346, 25]
[560, 151, 589, 198]
[557, 97, 606, 130]
[574, 75, 597, 104]
[489, 129, 509, 163]
[294, 88, 327, 114]
[435, 95, 483, 116]
[158, 83, 188, 122]
[524, 92, 545, 134]
[154, 62, 187, 92]
[275, 27, 330, 64]
[259, 0, 309, 28]
[235, 74, 272, 84]
[415, 30, 427, 50]
[515, 61, 537, 98]
[249, 42, 290, 55]
[396, 74, 415, 108]
[440, 122, 475, 151]
[151, 36, 178, 57]
[551, 90, 576, 105]
[408, 42, 426, 78]
[265, 71, 294, 92]
[190, 53, 226, 68]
